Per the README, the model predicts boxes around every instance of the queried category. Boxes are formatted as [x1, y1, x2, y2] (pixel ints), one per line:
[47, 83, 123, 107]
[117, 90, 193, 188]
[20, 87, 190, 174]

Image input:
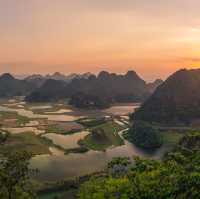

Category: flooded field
[3, 127, 44, 135]
[103, 103, 140, 115]
[0, 99, 176, 182]
[42, 131, 90, 149]
[31, 129, 170, 181]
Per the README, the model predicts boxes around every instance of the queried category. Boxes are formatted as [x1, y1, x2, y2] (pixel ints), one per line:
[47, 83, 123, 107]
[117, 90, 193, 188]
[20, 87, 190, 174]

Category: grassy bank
[0, 111, 30, 127]
[0, 132, 51, 155]
[45, 124, 82, 135]
[80, 121, 124, 151]
[161, 131, 184, 146]
[36, 172, 107, 199]
[64, 146, 89, 155]
[45, 125, 69, 134]
[77, 117, 107, 128]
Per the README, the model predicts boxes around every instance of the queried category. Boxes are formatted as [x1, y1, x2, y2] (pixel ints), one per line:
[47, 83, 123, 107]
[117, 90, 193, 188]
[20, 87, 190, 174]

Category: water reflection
[29, 105, 53, 110]
[1, 101, 162, 182]
[45, 109, 72, 114]
[0, 105, 80, 122]
[103, 103, 140, 115]
[31, 130, 169, 182]
[42, 131, 90, 149]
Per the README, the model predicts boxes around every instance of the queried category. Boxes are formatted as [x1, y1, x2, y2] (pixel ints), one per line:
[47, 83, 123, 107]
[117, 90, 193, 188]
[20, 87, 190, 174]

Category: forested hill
[0, 73, 35, 97]
[26, 71, 155, 107]
[134, 68, 200, 125]
[79, 131, 200, 199]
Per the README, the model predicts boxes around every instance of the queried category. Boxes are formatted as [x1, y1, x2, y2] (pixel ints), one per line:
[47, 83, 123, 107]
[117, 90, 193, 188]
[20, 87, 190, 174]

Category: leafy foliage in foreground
[79, 132, 200, 199]
[0, 151, 36, 199]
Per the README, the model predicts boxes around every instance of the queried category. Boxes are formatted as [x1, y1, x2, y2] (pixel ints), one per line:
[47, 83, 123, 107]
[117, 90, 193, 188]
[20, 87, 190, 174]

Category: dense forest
[134, 69, 200, 125]
[0, 131, 199, 199]
[126, 121, 163, 149]
[79, 131, 200, 199]
[69, 92, 111, 109]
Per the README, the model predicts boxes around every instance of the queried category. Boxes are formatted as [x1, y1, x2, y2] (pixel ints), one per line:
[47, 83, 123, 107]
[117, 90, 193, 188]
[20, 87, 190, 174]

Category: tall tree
[0, 151, 35, 199]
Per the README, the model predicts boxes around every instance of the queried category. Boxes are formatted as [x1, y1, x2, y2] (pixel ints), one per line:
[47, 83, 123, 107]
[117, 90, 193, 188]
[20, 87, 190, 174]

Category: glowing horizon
[1, 0, 200, 81]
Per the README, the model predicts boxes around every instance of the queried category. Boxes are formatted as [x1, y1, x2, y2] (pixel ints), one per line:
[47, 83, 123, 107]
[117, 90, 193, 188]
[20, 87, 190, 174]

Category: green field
[45, 125, 68, 134]
[45, 124, 81, 135]
[0, 111, 30, 127]
[77, 117, 107, 128]
[162, 131, 184, 146]
[80, 121, 124, 151]
[64, 146, 89, 155]
[0, 132, 51, 155]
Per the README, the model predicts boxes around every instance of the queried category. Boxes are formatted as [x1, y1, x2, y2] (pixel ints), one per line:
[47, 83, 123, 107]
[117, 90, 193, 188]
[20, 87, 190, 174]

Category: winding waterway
[31, 128, 170, 181]
[0, 100, 171, 182]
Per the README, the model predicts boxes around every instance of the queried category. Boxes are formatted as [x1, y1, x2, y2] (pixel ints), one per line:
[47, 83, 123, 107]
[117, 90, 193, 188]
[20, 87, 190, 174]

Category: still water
[0, 101, 169, 182]
[31, 129, 169, 182]
[2, 127, 45, 135]
[42, 131, 90, 149]
[103, 103, 140, 115]
[0, 105, 80, 121]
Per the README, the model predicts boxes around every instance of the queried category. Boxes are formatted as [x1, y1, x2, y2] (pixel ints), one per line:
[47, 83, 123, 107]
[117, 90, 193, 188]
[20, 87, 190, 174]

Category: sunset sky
[1, 0, 200, 81]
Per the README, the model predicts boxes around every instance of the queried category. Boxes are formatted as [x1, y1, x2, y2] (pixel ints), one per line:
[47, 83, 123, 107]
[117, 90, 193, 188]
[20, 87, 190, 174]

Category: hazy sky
[1, 0, 200, 81]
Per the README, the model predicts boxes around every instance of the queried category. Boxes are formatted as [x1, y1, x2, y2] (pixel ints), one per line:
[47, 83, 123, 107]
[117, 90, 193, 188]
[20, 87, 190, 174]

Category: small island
[127, 121, 163, 149]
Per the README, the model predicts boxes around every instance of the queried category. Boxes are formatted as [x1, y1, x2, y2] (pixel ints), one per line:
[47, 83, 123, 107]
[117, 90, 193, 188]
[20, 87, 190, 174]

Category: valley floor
[0, 98, 189, 199]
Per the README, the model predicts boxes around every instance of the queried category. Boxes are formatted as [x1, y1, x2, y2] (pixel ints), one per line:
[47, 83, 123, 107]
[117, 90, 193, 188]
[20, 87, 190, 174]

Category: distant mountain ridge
[24, 72, 93, 88]
[25, 74, 46, 88]
[0, 71, 163, 108]
[134, 68, 200, 125]
[25, 70, 155, 107]
[147, 79, 163, 93]
[0, 73, 35, 97]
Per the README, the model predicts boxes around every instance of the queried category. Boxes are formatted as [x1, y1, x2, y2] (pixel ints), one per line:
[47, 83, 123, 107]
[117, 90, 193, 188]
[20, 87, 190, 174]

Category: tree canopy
[0, 151, 35, 199]
[127, 121, 163, 149]
[79, 131, 200, 199]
